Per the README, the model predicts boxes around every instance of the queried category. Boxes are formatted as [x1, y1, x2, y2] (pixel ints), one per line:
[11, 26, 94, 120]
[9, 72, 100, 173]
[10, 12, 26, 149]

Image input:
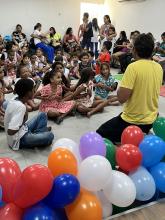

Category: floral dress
[39, 84, 74, 114]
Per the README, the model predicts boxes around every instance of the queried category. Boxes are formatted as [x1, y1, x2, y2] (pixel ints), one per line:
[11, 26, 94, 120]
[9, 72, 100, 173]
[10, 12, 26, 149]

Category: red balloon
[0, 203, 23, 220]
[13, 164, 53, 208]
[116, 144, 142, 172]
[121, 126, 144, 147]
[0, 158, 21, 203]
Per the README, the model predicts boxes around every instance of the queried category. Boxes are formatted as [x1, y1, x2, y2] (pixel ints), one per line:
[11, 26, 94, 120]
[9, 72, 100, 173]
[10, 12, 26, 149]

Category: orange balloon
[65, 189, 102, 220]
[48, 148, 78, 178]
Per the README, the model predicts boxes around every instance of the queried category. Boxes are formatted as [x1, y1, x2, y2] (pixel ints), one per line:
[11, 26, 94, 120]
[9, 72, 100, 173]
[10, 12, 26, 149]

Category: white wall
[0, 0, 103, 38]
[108, 0, 165, 41]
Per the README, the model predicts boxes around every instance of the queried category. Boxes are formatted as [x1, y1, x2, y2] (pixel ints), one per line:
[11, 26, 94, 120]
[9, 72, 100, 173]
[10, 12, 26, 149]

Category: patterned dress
[39, 84, 74, 114]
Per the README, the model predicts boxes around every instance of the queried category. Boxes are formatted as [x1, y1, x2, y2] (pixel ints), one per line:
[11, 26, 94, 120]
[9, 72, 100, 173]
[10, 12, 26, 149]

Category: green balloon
[153, 117, 165, 141]
[104, 138, 116, 169]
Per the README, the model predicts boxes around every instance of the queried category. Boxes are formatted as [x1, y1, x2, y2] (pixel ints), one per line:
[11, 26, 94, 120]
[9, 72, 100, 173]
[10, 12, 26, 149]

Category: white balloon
[78, 155, 112, 191]
[52, 138, 81, 163]
[103, 170, 136, 207]
[95, 191, 113, 218]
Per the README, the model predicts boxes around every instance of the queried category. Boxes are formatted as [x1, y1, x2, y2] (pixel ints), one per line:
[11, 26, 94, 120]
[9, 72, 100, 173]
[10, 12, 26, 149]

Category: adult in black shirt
[113, 31, 128, 53]
[12, 24, 28, 48]
[81, 13, 93, 51]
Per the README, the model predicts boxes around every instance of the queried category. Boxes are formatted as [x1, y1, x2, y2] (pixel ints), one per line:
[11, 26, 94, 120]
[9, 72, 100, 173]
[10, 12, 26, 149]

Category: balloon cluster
[0, 117, 165, 220]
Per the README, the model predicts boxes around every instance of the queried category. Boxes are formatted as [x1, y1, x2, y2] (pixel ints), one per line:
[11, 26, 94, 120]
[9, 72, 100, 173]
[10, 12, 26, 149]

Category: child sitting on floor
[79, 52, 92, 76]
[96, 41, 112, 74]
[5, 50, 18, 83]
[73, 67, 108, 117]
[94, 62, 118, 104]
[35, 69, 76, 124]
[0, 67, 13, 128]
[69, 52, 80, 79]
[4, 78, 54, 150]
[15, 65, 40, 112]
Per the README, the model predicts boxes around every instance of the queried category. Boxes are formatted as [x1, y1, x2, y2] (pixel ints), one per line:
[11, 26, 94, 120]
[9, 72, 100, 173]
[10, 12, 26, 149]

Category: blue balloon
[23, 203, 56, 220]
[44, 174, 80, 208]
[129, 166, 156, 201]
[139, 135, 165, 167]
[0, 185, 2, 201]
[150, 162, 165, 193]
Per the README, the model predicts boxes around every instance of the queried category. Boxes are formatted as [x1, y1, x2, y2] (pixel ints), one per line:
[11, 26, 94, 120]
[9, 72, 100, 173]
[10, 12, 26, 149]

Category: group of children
[0, 30, 120, 150]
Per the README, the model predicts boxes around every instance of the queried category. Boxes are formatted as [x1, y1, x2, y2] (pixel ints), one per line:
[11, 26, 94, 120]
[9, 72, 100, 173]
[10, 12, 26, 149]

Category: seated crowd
[0, 13, 164, 150]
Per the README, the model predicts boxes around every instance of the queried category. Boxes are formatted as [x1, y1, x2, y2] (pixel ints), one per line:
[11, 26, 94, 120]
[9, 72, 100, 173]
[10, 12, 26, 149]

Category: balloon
[0, 158, 21, 203]
[13, 164, 53, 209]
[129, 166, 156, 201]
[104, 138, 116, 169]
[52, 138, 81, 163]
[0, 185, 2, 201]
[103, 171, 136, 207]
[121, 126, 144, 146]
[139, 135, 165, 168]
[116, 144, 142, 172]
[79, 131, 106, 160]
[78, 155, 112, 191]
[0, 203, 23, 220]
[150, 162, 165, 193]
[44, 174, 80, 208]
[95, 191, 113, 218]
[153, 117, 165, 141]
[65, 189, 102, 220]
[48, 148, 78, 178]
[23, 203, 56, 220]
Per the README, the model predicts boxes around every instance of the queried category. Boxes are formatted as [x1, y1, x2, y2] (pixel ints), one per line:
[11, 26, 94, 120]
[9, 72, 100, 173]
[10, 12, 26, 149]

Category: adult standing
[97, 34, 163, 143]
[91, 18, 100, 58]
[31, 23, 54, 63]
[12, 24, 28, 48]
[100, 15, 117, 50]
[80, 13, 93, 51]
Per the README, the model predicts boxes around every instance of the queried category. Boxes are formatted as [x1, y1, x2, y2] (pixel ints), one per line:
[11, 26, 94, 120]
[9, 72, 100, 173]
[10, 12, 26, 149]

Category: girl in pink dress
[35, 70, 76, 124]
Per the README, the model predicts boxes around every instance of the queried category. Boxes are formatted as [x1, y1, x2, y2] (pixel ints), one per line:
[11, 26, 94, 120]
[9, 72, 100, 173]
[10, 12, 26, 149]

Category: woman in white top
[91, 18, 100, 58]
[31, 23, 54, 63]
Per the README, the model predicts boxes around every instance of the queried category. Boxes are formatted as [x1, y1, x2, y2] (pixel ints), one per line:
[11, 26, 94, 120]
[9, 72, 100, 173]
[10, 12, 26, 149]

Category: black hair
[14, 79, 34, 98]
[42, 70, 56, 86]
[8, 50, 15, 56]
[134, 30, 140, 35]
[76, 68, 94, 88]
[52, 62, 69, 87]
[66, 27, 72, 35]
[50, 27, 56, 37]
[161, 32, 165, 37]
[71, 52, 78, 58]
[0, 54, 5, 61]
[92, 18, 99, 32]
[104, 15, 111, 23]
[16, 24, 22, 29]
[88, 51, 94, 57]
[134, 33, 154, 59]
[5, 42, 14, 52]
[109, 27, 115, 33]
[103, 41, 112, 51]
[34, 23, 41, 30]
[79, 52, 89, 60]
[120, 31, 127, 41]
[55, 55, 63, 62]
[83, 12, 89, 18]
[100, 62, 110, 71]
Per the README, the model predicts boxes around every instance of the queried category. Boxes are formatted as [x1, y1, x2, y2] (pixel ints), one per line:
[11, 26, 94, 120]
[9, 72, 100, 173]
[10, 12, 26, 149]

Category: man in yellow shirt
[97, 34, 163, 143]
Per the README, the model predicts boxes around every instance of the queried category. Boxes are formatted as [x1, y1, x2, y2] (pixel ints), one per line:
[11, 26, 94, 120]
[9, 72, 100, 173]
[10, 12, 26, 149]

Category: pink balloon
[0, 203, 23, 220]
[0, 158, 21, 203]
[13, 164, 53, 208]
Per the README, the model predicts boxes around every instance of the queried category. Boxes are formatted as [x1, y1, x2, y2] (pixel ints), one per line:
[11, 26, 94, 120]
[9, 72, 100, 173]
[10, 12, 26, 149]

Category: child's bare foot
[87, 112, 92, 118]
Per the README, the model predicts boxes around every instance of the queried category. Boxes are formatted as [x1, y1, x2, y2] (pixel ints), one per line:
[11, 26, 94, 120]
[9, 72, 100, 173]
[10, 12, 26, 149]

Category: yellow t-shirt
[47, 33, 61, 41]
[120, 60, 163, 124]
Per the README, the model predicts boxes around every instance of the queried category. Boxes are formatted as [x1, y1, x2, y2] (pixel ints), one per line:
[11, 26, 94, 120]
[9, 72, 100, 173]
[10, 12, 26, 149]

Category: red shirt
[96, 52, 111, 74]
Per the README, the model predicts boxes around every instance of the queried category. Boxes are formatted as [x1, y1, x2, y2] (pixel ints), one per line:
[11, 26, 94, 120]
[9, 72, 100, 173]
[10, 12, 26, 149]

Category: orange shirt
[96, 52, 111, 74]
